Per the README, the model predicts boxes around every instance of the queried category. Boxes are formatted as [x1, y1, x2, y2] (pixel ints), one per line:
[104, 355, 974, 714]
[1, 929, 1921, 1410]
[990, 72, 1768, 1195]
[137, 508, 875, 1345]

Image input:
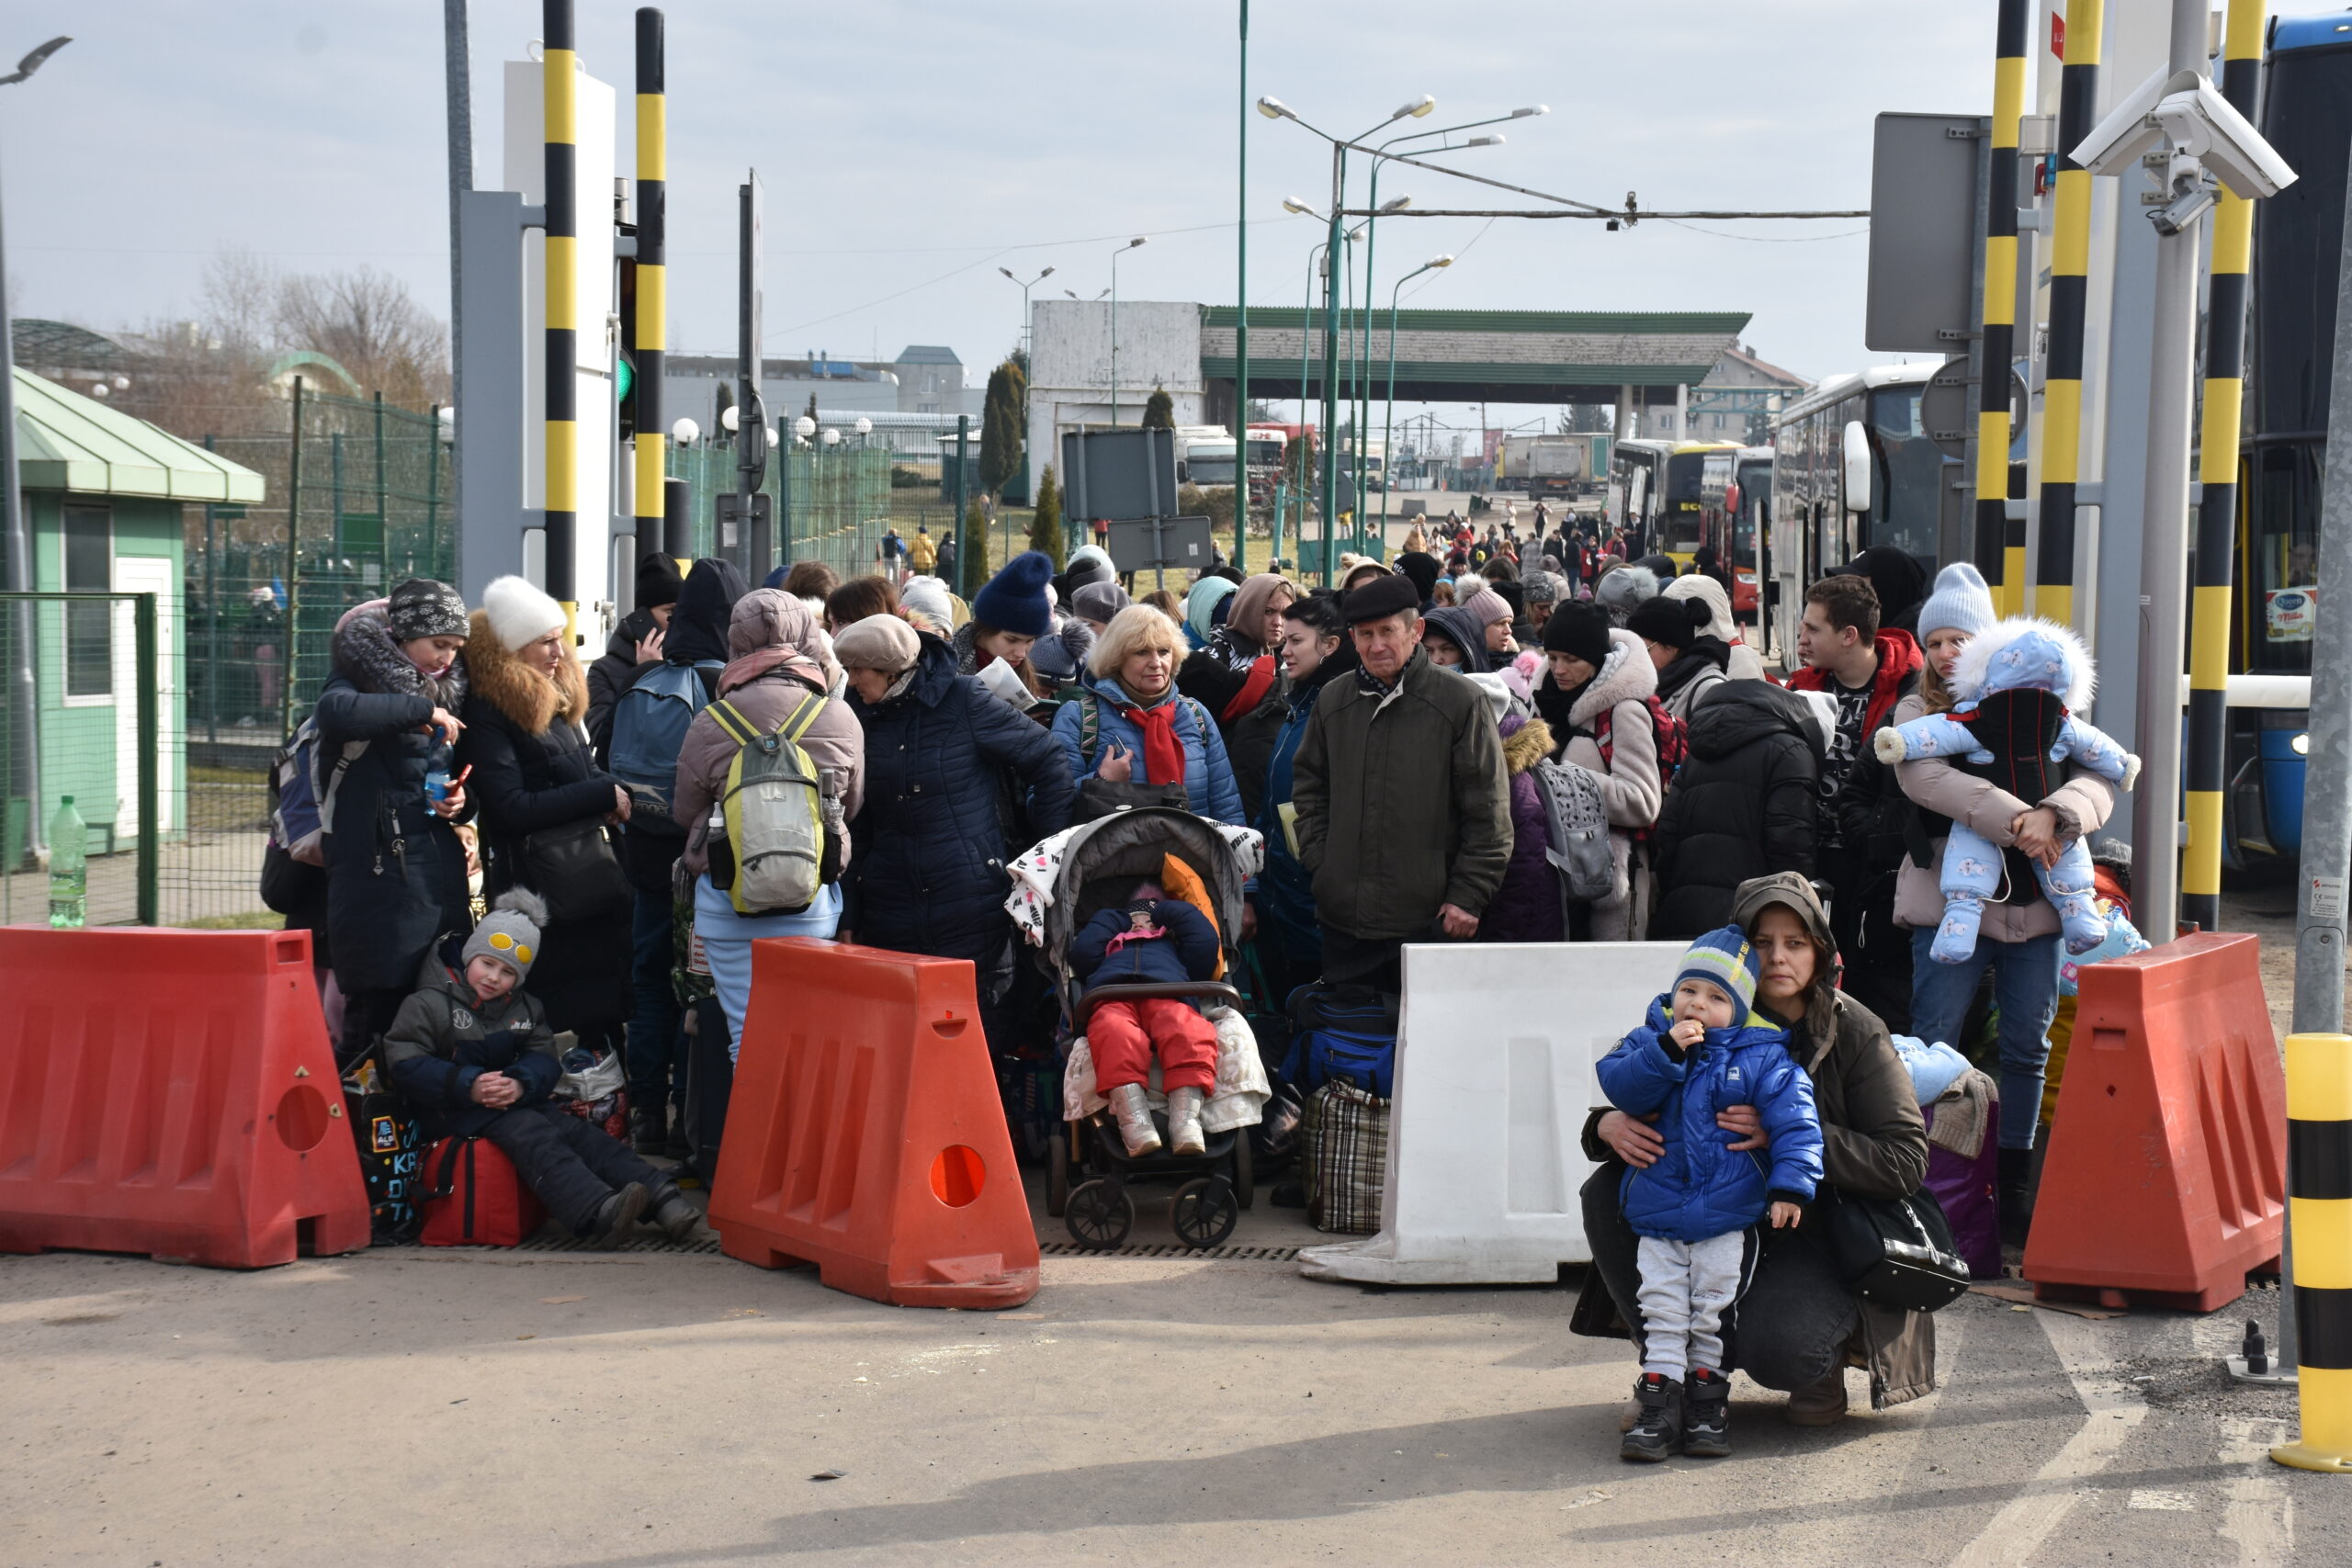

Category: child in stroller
[1004, 806, 1270, 1248]
[1070, 882, 1223, 1156]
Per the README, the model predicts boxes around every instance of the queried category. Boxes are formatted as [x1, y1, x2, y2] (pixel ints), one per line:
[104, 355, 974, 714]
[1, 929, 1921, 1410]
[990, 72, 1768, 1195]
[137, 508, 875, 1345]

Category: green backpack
[705, 695, 841, 916]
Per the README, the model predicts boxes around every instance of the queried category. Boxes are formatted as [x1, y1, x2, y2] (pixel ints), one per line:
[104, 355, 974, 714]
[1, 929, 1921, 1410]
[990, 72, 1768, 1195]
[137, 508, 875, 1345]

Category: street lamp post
[1383, 254, 1453, 539]
[1284, 204, 1370, 577]
[0, 35, 70, 864]
[997, 265, 1054, 364]
[1259, 91, 1434, 581]
[1108, 237, 1146, 427]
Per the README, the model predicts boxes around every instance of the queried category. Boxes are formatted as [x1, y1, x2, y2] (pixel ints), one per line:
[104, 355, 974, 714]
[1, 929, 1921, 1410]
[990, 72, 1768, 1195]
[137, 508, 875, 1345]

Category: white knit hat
[481, 574, 567, 650]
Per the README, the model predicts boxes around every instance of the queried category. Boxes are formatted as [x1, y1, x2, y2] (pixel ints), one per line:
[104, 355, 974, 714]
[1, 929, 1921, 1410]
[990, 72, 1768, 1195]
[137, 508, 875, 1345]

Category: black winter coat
[1649, 681, 1820, 939]
[311, 608, 470, 996]
[842, 635, 1077, 964]
[584, 605, 660, 766]
[455, 626, 632, 1039]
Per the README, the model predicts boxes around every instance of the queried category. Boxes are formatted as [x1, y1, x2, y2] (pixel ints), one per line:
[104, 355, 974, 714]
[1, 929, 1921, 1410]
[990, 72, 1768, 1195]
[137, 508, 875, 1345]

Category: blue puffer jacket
[842, 634, 1077, 964]
[1596, 997, 1824, 1243]
[1049, 672, 1246, 826]
[1070, 898, 1220, 992]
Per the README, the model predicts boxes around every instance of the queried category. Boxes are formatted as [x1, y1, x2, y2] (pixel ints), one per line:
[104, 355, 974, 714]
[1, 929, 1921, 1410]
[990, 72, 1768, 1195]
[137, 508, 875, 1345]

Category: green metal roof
[1203, 307, 1751, 336]
[14, 368, 265, 503]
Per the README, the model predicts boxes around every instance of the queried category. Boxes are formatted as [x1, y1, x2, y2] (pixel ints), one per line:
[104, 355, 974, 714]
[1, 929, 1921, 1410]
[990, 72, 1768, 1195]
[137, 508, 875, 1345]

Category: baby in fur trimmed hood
[1872, 617, 2138, 964]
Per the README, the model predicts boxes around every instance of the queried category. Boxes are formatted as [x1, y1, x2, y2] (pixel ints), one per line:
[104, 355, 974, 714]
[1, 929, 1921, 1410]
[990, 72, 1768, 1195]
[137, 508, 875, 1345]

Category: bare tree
[274, 265, 449, 407]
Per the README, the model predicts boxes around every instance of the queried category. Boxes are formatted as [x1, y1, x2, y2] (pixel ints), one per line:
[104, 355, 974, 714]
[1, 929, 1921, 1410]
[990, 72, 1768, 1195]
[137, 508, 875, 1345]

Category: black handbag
[1819, 1187, 1972, 1314]
[516, 817, 631, 925]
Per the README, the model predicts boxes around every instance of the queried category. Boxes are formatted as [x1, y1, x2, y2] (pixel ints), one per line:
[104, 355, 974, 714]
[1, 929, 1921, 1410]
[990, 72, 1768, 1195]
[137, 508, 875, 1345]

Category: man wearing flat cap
[1290, 570, 1510, 990]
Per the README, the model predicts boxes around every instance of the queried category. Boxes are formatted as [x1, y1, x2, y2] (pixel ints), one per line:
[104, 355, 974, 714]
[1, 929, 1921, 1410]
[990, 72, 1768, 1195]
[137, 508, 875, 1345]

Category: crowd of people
[272, 512, 2122, 1441]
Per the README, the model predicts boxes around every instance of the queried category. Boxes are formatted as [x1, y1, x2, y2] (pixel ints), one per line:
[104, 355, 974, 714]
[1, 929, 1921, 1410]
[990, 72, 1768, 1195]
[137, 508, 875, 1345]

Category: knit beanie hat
[1460, 586, 1512, 628]
[1627, 592, 1709, 652]
[833, 613, 922, 674]
[972, 550, 1055, 637]
[1917, 561, 1997, 640]
[1595, 564, 1660, 623]
[1675, 924, 1761, 1024]
[480, 574, 568, 651]
[1542, 601, 1612, 666]
[898, 574, 955, 635]
[636, 551, 684, 610]
[1071, 581, 1131, 625]
[462, 888, 547, 985]
[386, 578, 469, 641]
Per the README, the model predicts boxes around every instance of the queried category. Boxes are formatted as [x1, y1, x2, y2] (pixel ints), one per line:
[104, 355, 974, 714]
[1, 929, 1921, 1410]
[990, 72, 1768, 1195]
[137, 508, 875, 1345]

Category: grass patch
[179, 910, 286, 931]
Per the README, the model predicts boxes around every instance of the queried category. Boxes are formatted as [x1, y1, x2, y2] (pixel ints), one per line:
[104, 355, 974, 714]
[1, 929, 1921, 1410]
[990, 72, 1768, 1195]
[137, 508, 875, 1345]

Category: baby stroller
[1007, 807, 1268, 1250]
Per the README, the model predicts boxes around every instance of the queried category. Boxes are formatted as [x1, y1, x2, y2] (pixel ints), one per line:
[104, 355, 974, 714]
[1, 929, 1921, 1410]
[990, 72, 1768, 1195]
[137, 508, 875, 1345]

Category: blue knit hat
[1917, 562, 1996, 640]
[972, 550, 1055, 637]
[1675, 925, 1761, 1023]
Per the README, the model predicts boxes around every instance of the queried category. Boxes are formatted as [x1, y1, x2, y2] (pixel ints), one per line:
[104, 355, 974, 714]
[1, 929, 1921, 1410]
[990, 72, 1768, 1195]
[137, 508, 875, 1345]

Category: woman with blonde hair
[1050, 604, 1243, 823]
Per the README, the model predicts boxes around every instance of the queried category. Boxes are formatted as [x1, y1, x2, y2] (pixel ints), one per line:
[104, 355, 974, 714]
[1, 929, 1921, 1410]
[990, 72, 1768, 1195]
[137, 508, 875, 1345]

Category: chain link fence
[660, 441, 899, 581]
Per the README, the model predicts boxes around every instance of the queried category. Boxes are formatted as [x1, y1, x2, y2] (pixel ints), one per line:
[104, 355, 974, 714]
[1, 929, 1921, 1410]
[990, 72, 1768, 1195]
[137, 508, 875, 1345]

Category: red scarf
[1120, 695, 1187, 787]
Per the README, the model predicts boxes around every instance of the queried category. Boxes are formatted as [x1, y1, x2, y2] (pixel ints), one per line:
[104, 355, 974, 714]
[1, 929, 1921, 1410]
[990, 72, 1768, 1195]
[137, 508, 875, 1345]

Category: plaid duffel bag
[1305, 1078, 1390, 1235]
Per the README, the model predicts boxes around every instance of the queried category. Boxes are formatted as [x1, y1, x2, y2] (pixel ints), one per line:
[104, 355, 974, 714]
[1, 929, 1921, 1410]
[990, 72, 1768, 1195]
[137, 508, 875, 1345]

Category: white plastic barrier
[1296, 940, 1684, 1286]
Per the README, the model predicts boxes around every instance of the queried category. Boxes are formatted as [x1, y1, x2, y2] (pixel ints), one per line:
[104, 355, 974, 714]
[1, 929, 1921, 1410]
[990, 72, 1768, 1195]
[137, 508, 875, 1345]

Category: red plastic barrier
[708, 939, 1040, 1308]
[0, 927, 371, 1268]
[2025, 931, 2286, 1312]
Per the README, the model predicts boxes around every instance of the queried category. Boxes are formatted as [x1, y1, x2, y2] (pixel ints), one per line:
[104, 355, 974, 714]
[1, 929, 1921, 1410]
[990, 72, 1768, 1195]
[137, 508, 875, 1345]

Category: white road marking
[1949, 1313, 2147, 1567]
[2218, 1417, 2293, 1568]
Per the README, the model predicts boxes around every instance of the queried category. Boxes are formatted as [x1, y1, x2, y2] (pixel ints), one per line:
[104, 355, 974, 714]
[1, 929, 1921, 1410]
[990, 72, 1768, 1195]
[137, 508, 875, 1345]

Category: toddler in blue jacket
[1596, 926, 1825, 1462]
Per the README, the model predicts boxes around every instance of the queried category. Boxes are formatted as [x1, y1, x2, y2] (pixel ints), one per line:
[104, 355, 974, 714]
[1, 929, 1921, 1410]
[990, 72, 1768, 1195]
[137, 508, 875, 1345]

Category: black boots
[1682, 1368, 1732, 1457]
[646, 1183, 702, 1243]
[1998, 1145, 2035, 1246]
[630, 1103, 667, 1155]
[584, 1182, 650, 1248]
[1621, 1373, 1683, 1462]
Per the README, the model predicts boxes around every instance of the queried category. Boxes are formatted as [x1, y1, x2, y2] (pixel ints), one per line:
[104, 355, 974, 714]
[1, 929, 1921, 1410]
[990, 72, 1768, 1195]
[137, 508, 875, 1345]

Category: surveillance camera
[2149, 170, 2217, 235]
[2154, 76, 2295, 198]
[2072, 66, 2295, 199]
[2070, 66, 2189, 176]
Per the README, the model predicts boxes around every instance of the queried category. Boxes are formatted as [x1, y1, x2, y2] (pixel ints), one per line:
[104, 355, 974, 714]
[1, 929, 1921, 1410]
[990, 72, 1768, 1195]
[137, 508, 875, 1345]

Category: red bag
[420, 1135, 546, 1247]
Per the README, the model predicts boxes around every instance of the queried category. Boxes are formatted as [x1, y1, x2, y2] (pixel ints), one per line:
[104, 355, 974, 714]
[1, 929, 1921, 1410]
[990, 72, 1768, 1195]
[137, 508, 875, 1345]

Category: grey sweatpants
[1635, 1230, 1759, 1381]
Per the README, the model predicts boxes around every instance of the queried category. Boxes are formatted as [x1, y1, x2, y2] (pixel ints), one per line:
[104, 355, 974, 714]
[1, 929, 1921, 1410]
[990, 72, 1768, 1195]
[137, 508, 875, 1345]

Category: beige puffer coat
[1555, 628, 1664, 940]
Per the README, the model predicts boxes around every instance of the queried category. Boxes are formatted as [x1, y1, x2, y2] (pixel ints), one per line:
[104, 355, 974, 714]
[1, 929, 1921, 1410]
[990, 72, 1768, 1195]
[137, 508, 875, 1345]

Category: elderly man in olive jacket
[1292, 573, 1512, 990]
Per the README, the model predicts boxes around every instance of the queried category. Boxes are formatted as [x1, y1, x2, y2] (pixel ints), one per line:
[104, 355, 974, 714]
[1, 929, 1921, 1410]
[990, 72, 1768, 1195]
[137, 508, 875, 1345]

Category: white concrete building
[1025, 299, 1205, 500]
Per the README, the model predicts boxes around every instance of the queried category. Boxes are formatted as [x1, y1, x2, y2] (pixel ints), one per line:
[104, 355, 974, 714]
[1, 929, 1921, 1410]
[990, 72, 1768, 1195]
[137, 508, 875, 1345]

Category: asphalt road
[5, 899, 2342, 1567]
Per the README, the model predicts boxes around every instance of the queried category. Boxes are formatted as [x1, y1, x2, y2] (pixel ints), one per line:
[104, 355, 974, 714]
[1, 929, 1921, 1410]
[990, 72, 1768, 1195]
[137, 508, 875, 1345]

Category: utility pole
[1973, 0, 2029, 616]
[1320, 142, 1344, 583]
[630, 8, 667, 575]
[2129, 0, 2221, 945]
[444, 2, 469, 495]
[736, 172, 765, 575]
[542, 0, 579, 644]
[1235, 0, 1250, 572]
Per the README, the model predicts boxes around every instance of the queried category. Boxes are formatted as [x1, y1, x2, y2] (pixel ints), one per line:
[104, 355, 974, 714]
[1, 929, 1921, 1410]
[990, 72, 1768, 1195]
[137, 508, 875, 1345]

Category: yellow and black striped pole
[2273, 1032, 2352, 1471]
[2183, 0, 2264, 937]
[1974, 0, 2029, 616]
[2032, 0, 2100, 629]
[633, 8, 667, 573]
[543, 0, 579, 645]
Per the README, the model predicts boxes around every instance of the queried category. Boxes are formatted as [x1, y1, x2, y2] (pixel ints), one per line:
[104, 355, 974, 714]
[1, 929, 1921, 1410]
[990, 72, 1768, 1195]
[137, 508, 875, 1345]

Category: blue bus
[2230, 12, 2350, 864]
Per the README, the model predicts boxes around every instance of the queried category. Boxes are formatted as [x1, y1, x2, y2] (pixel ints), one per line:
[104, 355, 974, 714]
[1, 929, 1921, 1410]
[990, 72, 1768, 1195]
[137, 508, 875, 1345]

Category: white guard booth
[1297, 940, 1684, 1286]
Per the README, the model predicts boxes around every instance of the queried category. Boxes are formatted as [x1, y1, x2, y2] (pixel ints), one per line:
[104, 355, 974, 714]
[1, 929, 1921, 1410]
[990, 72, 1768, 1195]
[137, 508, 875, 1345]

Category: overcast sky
[7, 1, 2348, 425]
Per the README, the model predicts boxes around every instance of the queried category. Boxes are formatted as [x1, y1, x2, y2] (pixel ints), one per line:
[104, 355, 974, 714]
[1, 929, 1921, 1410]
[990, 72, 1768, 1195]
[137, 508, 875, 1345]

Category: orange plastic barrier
[707, 938, 1040, 1308]
[0, 927, 371, 1268]
[2024, 931, 2286, 1311]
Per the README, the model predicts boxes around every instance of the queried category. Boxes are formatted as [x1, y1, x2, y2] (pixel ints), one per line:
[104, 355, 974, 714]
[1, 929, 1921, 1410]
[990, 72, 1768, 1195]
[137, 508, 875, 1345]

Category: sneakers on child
[1682, 1367, 1732, 1457]
[585, 1182, 650, 1248]
[1167, 1087, 1207, 1156]
[1620, 1372, 1683, 1462]
[1108, 1084, 1162, 1156]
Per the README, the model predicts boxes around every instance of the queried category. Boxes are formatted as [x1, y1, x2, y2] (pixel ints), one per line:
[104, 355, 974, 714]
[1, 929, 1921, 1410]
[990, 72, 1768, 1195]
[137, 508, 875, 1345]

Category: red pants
[1088, 998, 1218, 1094]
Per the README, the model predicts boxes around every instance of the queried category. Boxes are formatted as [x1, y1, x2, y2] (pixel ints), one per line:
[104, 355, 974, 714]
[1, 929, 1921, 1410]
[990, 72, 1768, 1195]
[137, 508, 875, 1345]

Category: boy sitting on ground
[1070, 880, 1222, 1159]
[381, 890, 699, 1247]
[1595, 927, 1825, 1461]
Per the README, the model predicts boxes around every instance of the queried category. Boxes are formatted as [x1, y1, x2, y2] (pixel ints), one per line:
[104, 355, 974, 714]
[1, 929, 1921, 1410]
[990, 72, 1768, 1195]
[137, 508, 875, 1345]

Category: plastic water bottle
[47, 795, 86, 930]
[424, 769, 451, 804]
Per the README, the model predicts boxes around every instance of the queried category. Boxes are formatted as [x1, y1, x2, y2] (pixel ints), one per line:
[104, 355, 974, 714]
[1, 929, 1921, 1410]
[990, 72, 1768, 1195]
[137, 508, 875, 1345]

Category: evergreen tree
[978, 359, 1026, 499]
[1141, 389, 1174, 429]
[1028, 464, 1065, 562]
[961, 498, 990, 599]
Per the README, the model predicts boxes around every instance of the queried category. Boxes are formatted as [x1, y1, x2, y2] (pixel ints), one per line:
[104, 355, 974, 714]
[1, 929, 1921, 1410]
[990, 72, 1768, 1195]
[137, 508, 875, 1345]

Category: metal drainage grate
[375, 1232, 725, 1255]
[1037, 1242, 1300, 1261]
